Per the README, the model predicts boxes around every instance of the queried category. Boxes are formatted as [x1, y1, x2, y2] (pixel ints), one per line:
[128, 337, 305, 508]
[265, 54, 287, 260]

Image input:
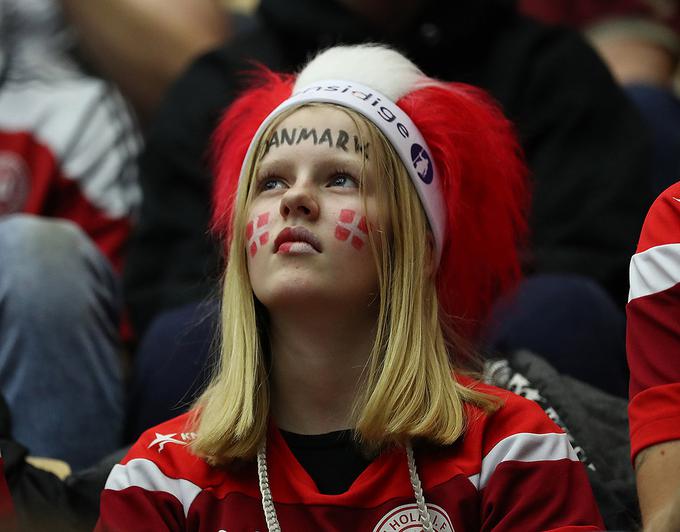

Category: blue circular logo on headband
[410, 143, 433, 184]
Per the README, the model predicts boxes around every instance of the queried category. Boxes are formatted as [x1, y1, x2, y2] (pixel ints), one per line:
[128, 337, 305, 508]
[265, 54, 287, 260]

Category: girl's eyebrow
[259, 149, 366, 171]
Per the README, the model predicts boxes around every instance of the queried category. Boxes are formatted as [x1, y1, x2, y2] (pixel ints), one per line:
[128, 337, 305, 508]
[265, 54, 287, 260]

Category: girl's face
[245, 106, 385, 314]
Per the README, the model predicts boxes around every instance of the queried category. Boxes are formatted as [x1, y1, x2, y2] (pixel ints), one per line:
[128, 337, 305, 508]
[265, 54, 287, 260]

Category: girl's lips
[277, 241, 317, 254]
[274, 226, 322, 253]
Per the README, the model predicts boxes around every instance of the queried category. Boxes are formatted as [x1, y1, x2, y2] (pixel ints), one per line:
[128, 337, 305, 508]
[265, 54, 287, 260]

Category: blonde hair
[191, 104, 498, 464]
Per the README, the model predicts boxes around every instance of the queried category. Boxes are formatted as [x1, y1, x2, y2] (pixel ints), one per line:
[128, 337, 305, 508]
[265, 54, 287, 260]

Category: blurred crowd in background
[0, 0, 678, 530]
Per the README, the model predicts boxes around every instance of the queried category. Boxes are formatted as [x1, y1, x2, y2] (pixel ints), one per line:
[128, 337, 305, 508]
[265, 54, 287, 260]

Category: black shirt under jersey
[280, 429, 370, 495]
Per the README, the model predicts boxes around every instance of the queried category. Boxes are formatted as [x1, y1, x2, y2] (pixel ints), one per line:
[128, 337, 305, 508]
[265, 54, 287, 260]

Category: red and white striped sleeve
[467, 387, 604, 531]
[97, 457, 196, 531]
[96, 415, 204, 531]
[627, 181, 680, 464]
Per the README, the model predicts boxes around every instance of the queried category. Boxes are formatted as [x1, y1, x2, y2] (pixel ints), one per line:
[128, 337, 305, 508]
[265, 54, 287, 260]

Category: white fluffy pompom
[293, 44, 428, 100]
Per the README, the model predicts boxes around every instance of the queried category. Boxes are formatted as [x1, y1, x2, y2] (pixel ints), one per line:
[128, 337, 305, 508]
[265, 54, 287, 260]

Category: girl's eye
[259, 177, 286, 191]
[328, 172, 358, 188]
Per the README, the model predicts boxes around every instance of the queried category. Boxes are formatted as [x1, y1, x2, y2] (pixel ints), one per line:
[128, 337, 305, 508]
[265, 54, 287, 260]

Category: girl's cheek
[245, 212, 271, 257]
[334, 208, 368, 251]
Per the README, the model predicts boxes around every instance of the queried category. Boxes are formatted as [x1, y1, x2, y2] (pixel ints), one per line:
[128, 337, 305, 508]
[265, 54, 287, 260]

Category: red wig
[398, 84, 529, 338]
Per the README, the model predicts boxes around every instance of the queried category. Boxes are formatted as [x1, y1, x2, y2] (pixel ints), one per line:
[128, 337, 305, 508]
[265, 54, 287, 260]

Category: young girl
[98, 45, 604, 531]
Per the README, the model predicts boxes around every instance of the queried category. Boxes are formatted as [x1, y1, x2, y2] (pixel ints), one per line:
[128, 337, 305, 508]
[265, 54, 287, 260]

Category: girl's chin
[257, 289, 337, 311]
[258, 288, 379, 317]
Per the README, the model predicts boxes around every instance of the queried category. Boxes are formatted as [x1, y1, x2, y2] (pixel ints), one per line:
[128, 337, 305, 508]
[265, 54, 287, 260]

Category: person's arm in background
[627, 181, 680, 531]
[59, 0, 231, 121]
[636, 441, 680, 531]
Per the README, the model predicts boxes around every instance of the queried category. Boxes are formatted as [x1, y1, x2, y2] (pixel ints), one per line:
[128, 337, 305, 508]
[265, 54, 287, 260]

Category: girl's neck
[267, 306, 378, 435]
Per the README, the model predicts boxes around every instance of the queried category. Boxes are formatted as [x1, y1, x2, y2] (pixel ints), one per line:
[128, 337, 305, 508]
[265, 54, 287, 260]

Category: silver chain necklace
[256, 437, 434, 532]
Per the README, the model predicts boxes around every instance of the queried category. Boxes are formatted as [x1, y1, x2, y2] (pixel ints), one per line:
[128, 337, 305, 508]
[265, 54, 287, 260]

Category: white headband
[239, 79, 446, 264]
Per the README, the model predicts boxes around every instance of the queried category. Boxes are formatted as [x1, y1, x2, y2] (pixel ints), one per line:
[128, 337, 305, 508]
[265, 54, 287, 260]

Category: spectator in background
[627, 181, 680, 531]
[519, 0, 680, 195]
[0, 0, 141, 470]
[63, 0, 652, 436]
[59, 0, 231, 122]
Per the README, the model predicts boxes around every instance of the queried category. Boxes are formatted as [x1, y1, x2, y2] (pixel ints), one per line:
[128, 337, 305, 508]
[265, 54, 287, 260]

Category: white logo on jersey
[148, 432, 196, 452]
[373, 503, 454, 531]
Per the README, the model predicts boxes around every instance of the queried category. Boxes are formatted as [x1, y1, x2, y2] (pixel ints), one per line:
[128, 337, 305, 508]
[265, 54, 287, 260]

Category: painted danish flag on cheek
[246, 212, 270, 257]
[335, 209, 368, 250]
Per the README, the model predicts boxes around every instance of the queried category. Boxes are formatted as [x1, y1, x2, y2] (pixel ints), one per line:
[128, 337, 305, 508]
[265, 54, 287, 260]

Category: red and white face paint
[335, 209, 368, 250]
[246, 212, 270, 257]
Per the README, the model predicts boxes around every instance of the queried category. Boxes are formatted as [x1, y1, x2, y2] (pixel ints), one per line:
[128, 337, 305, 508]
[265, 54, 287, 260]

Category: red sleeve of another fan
[627, 181, 680, 464]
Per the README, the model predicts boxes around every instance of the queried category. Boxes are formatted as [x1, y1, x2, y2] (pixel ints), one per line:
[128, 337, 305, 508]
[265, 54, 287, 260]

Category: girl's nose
[279, 185, 320, 220]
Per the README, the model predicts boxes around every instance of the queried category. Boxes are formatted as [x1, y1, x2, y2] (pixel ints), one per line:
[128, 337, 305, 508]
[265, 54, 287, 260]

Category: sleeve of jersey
[96, 431, 201, 531]
[475, 392, 605, 532]
[627, 181, 680, 463]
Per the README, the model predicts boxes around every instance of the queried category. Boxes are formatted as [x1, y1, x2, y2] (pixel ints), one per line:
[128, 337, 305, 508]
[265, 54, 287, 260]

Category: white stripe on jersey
[628, 243, 680, 302]
[467, 432, 577, 490]
[105, 458, 201, 517]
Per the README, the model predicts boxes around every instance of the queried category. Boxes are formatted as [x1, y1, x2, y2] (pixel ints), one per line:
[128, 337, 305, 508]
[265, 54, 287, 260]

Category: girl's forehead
[274, 105, 363, 136]
[257, 105, 373, 165]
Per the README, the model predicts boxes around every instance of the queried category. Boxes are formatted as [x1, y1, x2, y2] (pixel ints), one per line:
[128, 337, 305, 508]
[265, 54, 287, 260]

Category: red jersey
[627, 181, 680, 463]
[0, 56, 141, 272]
[98, 382, 604, 531]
